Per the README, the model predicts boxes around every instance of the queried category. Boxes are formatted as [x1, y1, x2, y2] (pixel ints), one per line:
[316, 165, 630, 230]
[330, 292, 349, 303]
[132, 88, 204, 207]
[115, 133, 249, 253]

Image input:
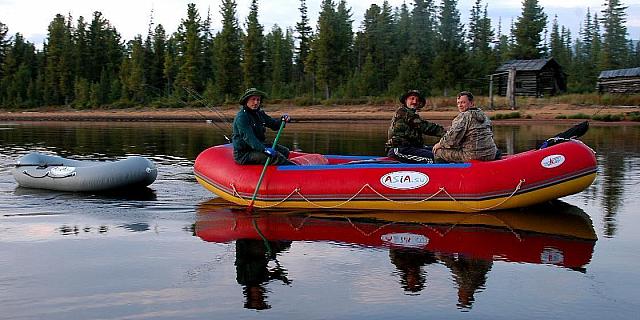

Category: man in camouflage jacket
[432, 91, 498, 163]
[385, 90, 445, 163]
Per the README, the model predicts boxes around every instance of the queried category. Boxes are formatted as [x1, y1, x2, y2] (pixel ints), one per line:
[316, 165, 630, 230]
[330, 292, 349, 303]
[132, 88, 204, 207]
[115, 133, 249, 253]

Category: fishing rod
[142, 84, 233, 143]
[181, 86, 234, 143]
[183, 87, 233, 130]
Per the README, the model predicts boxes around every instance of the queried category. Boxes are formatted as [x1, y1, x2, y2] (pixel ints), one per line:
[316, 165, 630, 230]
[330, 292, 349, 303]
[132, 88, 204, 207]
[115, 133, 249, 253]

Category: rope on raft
[280, 212, 522, 241]
[230, 179, 526, 212]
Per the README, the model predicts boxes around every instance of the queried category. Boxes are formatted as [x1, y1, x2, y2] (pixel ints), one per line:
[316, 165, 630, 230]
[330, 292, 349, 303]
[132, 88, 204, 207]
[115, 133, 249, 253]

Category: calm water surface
[0, 120, 639, 319]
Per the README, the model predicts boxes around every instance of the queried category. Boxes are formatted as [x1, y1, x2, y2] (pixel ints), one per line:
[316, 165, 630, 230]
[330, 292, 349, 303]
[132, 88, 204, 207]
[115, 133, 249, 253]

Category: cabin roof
[598, 67, 640, 79]
[496, 58, 560, 72]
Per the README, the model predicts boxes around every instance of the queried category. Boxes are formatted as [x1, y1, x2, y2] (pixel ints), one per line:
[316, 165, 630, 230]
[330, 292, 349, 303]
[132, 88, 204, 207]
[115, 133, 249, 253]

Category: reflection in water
[389, 248, 437, 294]
[438, 254, 492, 309]
[196, 199, 596, 309]
[600, 152, 625, 238]
[119, 223, 150, 232]
[235, 239, 291, 310]
[58, 224, 108, 235]
[13, 186, 158, 201]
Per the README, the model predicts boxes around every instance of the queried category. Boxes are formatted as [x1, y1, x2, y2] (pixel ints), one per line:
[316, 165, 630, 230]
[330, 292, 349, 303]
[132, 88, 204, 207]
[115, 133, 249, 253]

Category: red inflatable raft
[196, 200, 596, 270]
[193, 140, 596, 212]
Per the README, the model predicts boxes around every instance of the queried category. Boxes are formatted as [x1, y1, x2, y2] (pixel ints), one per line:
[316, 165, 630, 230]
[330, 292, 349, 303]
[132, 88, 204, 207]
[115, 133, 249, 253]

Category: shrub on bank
[592, 113, 624, 122]
[628, 112, 640, 121]
[566, 113, 591, 119]
[491, 112, 522, 120]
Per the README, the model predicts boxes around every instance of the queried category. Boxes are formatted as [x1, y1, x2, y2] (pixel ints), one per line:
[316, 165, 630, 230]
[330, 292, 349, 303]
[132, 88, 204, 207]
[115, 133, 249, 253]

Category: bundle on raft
[194, 138, 596, 212]
[196, 199, 596, 270]
[12, 152, 157, 192]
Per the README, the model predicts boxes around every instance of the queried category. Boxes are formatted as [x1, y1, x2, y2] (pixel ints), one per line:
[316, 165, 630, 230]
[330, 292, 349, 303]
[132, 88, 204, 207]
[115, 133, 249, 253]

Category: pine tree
[215, 0, 243, 101]
[150, 24, 167, 96]
[394, 3, 411, 56]
[86, 11, 124, 105]
[432, 0, 467, 96]
[1, 33, 38, 107]
[73, 16, 90, 81]
[121, 36, 146, 103]
[265, 25, 293, 98]
[174, 3, 203, 96]
[549, 16, 563, 60]
[591, 13, 603, 67]
[633, 41, 640, 67]
[467, 0, 495, 93]
[512, 0, 547, 59]
[0, 21, 11, 108]
[43, 14, 74, 105]
[0, 21, 9, 80]
[242, 0, 265, 90]
[142, 9, 168, 99]
[334, 0, 354, 92]
[163, 36, 179, 97]
[389, 54, 422, 94]
[201, 7, 215, 97]
[294, 0, 313, 87]
[409, 0, 437, 84]
[600, 0, 629, 69]
[313, 0, 341, 99]
[357, 2, 395, 95]
[495, 18, 511, 64]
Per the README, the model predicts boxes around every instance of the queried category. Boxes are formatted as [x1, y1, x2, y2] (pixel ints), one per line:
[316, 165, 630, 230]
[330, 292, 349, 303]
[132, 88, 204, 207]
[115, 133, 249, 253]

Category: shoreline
[1, 103, 639, 124]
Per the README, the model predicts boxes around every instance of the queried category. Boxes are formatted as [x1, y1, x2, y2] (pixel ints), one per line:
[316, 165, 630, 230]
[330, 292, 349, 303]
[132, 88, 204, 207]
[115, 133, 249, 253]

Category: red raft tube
[193, 140, 597, 212]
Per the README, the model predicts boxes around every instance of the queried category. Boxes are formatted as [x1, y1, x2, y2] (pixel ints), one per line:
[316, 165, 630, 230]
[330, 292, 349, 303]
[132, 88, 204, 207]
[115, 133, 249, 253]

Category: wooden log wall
[597, 78, 640, 93]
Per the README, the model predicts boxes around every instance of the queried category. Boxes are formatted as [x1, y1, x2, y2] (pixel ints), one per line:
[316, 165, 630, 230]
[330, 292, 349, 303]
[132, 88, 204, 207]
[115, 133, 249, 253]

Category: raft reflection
[196, 200, 596, 309]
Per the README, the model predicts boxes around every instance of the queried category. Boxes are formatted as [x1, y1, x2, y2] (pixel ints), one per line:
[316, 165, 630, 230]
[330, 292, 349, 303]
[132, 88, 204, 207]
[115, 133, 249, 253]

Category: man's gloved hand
[264, 147, 277, 158]
[281, 114, 291, 123]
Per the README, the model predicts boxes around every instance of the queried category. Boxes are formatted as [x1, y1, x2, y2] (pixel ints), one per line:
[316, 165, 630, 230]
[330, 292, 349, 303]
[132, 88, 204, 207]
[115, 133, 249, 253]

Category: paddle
[247, 119, 287, 209]
[538, 121, 589, 149]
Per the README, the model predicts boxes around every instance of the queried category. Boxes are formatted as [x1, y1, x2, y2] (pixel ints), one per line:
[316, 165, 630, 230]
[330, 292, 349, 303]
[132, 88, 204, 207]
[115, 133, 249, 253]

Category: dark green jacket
[232, 106, 283, 156]
[386, 105, 445, 149]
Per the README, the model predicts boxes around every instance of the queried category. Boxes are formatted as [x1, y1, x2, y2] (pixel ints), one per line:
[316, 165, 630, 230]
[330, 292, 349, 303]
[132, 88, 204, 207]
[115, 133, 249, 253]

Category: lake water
[1, 120, 639, 319]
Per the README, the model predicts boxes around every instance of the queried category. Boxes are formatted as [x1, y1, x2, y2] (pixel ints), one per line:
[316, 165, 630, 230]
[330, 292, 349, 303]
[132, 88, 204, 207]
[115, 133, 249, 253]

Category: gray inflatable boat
[12, 152, 158, 192]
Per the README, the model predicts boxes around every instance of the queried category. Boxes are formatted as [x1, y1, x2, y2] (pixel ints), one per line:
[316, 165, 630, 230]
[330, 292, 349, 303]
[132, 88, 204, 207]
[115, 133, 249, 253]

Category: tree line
[0, 0, 638, 109]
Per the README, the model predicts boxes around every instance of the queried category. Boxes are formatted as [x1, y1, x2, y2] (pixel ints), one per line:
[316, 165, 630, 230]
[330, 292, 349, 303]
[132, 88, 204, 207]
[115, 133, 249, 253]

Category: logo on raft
[49, 166, 76, 178]
[380, 171, 429, 190]
[540, 246, 564, 265]
[381, 233, 429, 248]
[541, 154, 565, 169]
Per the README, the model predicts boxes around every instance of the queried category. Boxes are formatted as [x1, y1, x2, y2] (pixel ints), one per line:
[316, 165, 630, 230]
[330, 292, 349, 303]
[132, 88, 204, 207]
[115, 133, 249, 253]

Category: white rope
[345, 217, 396, 236]
[439, 213, 523, 241]
[438, 179, 526, 212]
[228, 179, 526, 211]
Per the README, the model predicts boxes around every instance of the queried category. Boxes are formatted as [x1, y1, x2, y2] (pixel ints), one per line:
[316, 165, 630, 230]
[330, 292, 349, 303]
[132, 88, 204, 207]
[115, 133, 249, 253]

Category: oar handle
[248, 120, 287, 208]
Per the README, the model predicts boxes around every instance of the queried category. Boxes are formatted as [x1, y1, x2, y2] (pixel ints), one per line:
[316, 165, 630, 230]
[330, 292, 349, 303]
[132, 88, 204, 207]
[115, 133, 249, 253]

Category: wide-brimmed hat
[239, 88, 267, 105]
[399, 90, 426, 107]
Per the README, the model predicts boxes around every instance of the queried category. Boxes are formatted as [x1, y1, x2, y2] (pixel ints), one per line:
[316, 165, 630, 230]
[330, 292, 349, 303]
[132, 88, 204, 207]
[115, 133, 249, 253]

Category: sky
[1, 0, 639, 48]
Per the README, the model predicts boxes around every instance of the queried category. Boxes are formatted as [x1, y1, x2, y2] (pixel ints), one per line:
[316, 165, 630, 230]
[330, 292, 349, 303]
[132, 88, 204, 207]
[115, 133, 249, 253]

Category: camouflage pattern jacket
[436, 108, 497, 162]
[386, 105, 445, 150]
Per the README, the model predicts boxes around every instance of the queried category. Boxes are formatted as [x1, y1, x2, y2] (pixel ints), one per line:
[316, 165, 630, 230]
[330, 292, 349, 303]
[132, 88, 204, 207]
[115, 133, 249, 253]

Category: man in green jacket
[232, 88, 293, 165]
[385, 90, 445, 163]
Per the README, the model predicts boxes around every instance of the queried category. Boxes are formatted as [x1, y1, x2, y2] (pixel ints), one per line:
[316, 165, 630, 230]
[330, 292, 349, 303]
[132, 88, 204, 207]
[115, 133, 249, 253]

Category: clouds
[1, 0, 638, 46]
